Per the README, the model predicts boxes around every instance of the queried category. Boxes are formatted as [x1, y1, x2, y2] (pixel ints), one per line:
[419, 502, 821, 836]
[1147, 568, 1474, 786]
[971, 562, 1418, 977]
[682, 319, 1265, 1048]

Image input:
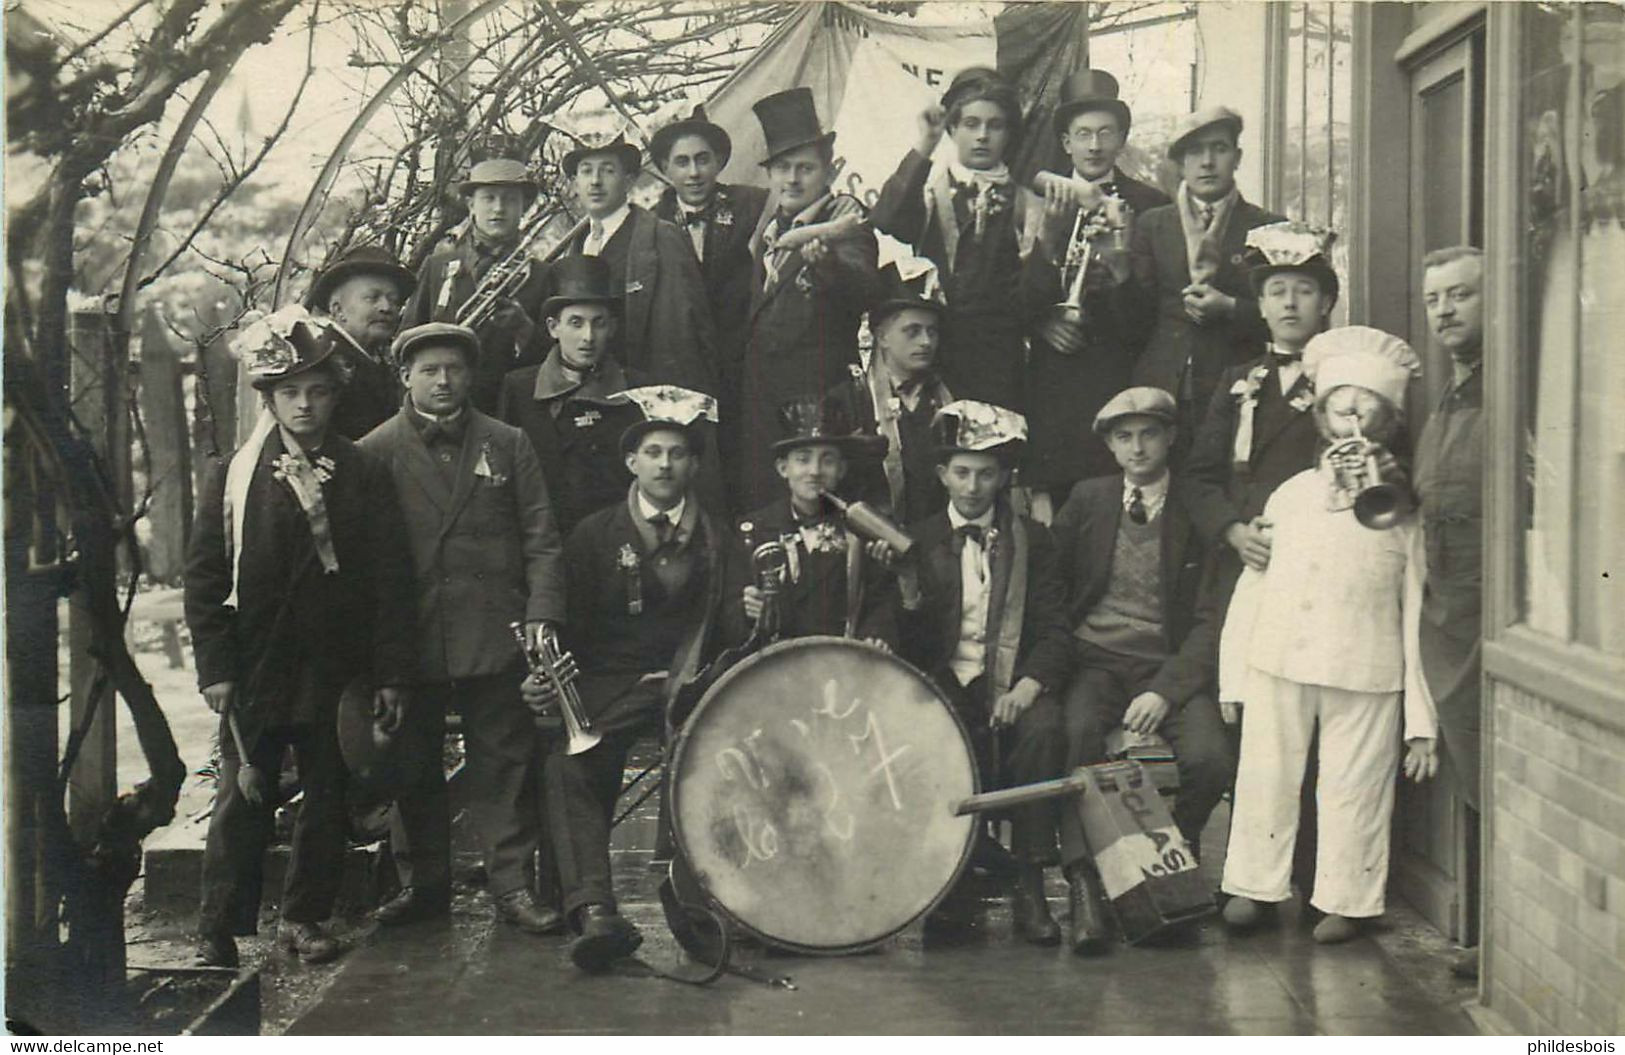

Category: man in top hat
[650, 105, 771, 462]
[739, 86, 884, 512]
[891, 400, 1073, 946]
[824, 257, 955, 526]
[1124, 106, 1284, 450]
[306, 244, 417, 439]
[187, 307, 415, 967]
[872, 67, 1041, 411]
[358, 322, 566, 935]
[1022, 70, 1172, 512]
[723, 397, 897, 649]
[403, 158, 550, 414]
[496, 255, 646, 535]
[542, 126, 720, 399]
[521, 386, 725, 972]
[1050, 385, 1235, 953]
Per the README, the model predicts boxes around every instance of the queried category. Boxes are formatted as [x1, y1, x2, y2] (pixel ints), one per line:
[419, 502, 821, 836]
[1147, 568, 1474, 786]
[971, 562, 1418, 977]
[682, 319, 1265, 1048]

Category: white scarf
[924, 161, 1013, 274]
[1176, 181, 1239, 283]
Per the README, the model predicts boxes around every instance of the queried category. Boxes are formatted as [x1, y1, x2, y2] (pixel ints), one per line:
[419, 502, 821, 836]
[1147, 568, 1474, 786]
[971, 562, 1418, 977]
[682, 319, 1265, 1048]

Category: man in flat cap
[359, 322, 566, 936]
[307, 244, 417, 439]
[1050, 385, 1234, 953]
[403, 158, 550, 414]
[541, 127, 720, 400]
[739, 87, 884, 511]
[650, 103, 770, 472]
[1124, 106, 1284, 455]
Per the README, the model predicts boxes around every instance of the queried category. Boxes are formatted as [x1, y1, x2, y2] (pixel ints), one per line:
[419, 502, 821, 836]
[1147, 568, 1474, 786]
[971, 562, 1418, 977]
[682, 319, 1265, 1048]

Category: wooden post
[137, 307, 192, 584]
[66, 308, 122, 845]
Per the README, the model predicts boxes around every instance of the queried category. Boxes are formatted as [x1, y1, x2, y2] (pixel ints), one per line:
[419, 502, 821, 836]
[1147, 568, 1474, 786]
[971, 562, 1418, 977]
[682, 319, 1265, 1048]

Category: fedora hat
[540, 255, 622, 319]
[1168, 105, 1244, 161]
[560, 131, 642, 178]
[771, 396, 886, 459]
[1054, 68, 1131, 135]
[234, 305, 346, 391]
[753, 87, 836, 165]
[456, 157, 539, 199]
[305, 244, 415, 312]
[650, 103, 732, 169]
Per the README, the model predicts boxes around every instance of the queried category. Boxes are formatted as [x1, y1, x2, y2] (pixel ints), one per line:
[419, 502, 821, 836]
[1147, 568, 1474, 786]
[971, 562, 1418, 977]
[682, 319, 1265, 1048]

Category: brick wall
[1488, 681, 1625, 1034]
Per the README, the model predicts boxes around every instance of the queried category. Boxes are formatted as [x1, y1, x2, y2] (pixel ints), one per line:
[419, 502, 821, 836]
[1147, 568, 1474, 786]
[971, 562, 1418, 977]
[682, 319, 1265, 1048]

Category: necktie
[1128, 487, 1148, 525]
[649, 512, 673, 547]
[585, 221, 606, 256]
[1199, 203, 1216, 229]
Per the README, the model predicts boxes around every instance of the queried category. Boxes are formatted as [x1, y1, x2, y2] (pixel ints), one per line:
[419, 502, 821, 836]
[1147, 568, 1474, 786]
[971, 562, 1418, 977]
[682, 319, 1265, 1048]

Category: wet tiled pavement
[289, 756, 1478, 1036]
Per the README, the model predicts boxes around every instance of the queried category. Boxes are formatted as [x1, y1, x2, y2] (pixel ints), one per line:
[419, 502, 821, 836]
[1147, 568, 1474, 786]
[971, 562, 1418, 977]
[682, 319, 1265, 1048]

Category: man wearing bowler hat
[306, 244, 417, 439]
[1023, 70, 1172, 511]
[359, 322, 566, 935]
[1124, 106, 1284, 452]
[404, 158, 551, 414]
[739, 86, 884, 512]
[187, 307, 414, 968]
[651, 104, 770, 461]
[541, 124, 720, 399]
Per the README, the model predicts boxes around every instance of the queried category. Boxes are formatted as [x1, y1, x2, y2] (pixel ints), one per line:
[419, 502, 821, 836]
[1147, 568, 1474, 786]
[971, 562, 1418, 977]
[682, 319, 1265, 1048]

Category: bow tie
[680, 208, 709, 228]
[953, 524, 989, 552]
[420, 419, 465, 445]
[1272, 349, 1303, 362]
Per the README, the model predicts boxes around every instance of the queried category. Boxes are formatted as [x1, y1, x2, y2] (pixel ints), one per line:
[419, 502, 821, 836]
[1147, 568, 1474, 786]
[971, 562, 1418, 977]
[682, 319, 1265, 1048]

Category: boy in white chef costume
[1217, 325, 1439, 945]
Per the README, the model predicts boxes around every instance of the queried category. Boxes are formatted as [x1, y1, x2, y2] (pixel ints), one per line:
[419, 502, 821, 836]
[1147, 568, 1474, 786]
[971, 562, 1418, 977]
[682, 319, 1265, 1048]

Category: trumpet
[1324, 421, 1415, 530]
[749, 539, 790, 645]
[457, 208, 588, 331]
[511, 621, 601, 756]
[1037, 207, 1094, 357]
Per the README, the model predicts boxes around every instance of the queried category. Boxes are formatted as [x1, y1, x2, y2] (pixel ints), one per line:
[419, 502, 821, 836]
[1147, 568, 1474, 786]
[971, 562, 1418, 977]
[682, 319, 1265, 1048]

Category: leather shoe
[375, 885, 450, 927]
[1011, 864, 1061, 946]
[494, 889, 565, 935]
[1065, 865, 1111, 955]
[194, 931, 238, 968]
[280, 920, 341, 965]
[569, 904, 642, 972]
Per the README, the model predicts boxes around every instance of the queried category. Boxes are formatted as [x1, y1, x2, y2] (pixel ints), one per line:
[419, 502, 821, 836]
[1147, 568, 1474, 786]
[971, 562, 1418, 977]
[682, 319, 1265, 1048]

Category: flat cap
[1093, 386, 1177, 433]
[1168, 105, 1244, 160]
[391, 321, 482, 368]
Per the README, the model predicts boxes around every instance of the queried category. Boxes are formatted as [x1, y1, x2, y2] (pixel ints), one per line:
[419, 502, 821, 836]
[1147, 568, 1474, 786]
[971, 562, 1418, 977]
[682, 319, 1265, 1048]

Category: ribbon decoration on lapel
[271, 448, 340, 575]
[619, 543, 644, 615]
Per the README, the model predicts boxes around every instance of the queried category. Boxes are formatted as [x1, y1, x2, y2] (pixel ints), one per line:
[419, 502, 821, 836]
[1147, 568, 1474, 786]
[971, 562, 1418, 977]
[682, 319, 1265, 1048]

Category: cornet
[511, 621, 602, 756]
[1037, 196, 1128, 357]
[1324, 421, 1415, 530]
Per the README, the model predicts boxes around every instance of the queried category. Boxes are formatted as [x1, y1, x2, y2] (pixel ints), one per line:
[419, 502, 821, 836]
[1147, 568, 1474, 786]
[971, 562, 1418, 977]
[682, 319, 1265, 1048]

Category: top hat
[1168, 105, 1244, 161]
[1054, 68, 1132, 135]
[616, 384, 719, 453]
[1304, 326, 1421, 411]
[305, 244, 416, 312]
[933, 399, 1028, 463]
[1093, 386, 1177, 434]
[391, 321, 482, 369]
[235, 305, 347, 391]
[456, 157, 539, 199]
[1243, 221, 1341, 299]
[771, 396, 886, 458]
[650, 104, 733, 170]
[753, 87, 836, 165]
[869, 257, 948, 331]
[541, 255, 622, 319]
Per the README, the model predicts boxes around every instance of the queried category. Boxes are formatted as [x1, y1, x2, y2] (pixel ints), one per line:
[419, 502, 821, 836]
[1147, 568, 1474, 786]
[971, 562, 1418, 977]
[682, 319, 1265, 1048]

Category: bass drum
[668, 636, 979, 955]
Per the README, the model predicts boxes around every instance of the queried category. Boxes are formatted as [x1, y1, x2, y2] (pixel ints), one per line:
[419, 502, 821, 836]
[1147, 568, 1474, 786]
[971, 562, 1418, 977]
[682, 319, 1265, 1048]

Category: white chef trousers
[1221, 672, 1401, 919]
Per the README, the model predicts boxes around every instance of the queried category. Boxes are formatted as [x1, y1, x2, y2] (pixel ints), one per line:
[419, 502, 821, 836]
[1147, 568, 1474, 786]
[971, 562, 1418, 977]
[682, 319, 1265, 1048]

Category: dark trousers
[944, 675, 1065, 864]
[1059, 640, 1236, 862]
[543, 678, 663, 917]
[199, 718, 346, 936]
[391, 671, 539, 897]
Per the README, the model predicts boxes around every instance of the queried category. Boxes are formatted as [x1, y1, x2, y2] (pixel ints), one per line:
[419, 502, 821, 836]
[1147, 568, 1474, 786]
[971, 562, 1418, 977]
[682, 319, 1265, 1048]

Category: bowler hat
[869, 257, 947, 332]
[237, 305, 346, 391]
[771, 396, 886, 459]
[1167, 105, 1244, 161]
[1093, 386, 1177, 434]
[1243, 221, 1341, 299]
[456, 157, 539, 199]
[541, 255, 622, 319]
[1054, 69, 1132, 135]
[305, 244, 416, 313]
[650, 104, 732, 169]
[391, 321, 482, 369]
[753, 87, 836, 165]
[560, 132, 642, 178]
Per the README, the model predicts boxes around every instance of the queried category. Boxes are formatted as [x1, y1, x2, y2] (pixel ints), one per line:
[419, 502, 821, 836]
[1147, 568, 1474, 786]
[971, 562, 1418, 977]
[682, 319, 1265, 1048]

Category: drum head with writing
[669, 637, 978, 954]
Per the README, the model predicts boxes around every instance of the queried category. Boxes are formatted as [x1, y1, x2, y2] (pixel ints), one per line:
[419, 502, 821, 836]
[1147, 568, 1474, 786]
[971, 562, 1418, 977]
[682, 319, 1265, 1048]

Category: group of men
[184, 67, 1486, 977]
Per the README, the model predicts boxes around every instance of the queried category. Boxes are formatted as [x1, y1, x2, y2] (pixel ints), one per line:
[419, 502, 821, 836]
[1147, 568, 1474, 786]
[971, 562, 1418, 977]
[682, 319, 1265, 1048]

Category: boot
[194, 931, 239, 969]
[493, 889, 565, 935]
[1064, 864, 1111, 955]
[279, 920, 341, 965]
[375, 885, 450, 926]
[1011, 863, 1061, 946]
[569, 903, 642, 972]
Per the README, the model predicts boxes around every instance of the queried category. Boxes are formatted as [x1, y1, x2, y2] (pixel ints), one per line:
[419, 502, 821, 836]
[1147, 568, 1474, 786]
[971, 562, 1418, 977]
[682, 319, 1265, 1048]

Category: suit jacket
[653, 182, 769, 354]
[1125, 195, 1284, 418]
[544, 204, 720, 396]
[403, 232, 551, 414]
[185, 432, 415, 733]
[738, 193, 884, 509]
[359, 407, 565, 683]
[328, 338, 401, 441]
[495, 351, 645, 536]
[1052, 474, 1215, 707]
[720, 497, 899, 648]
[1183, 355, 1322, 546]
[901, 503, 1073, 708]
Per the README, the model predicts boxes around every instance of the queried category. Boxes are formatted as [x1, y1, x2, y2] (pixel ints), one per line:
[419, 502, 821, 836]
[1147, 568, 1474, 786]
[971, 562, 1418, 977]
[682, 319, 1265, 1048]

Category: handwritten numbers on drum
[731, 803, 781, 865]
[814, 762, 856, 842]
[716, 745, 768, 791]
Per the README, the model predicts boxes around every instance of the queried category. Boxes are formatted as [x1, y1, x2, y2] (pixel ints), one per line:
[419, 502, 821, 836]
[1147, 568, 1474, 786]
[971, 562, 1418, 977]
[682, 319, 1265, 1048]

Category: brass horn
[1325, 422, 1415, 530]
[512, 621, 601, 755]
